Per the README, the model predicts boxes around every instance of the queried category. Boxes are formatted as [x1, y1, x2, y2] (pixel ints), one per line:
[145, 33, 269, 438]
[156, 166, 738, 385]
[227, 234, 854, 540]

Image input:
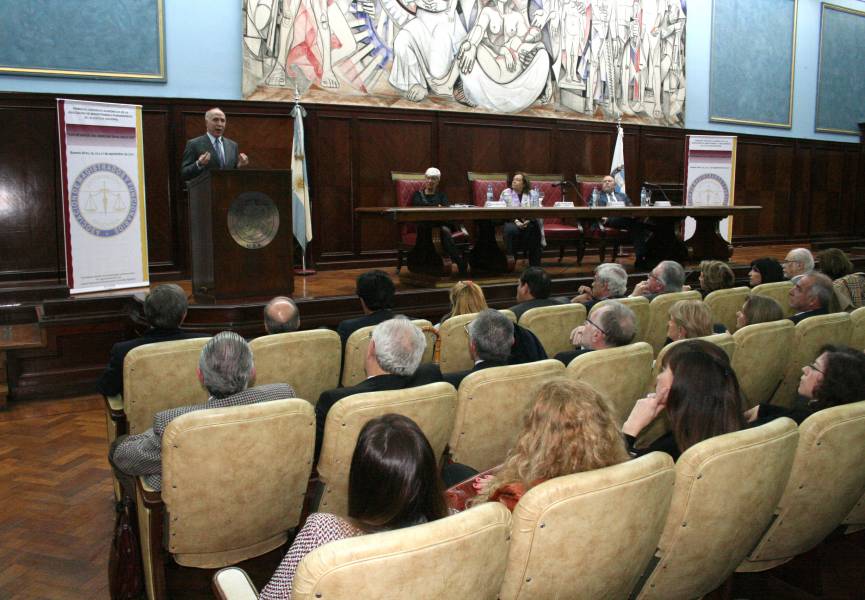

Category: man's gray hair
[657, 261, 685, 292]
[425, 167, 441, 178]
[805, 272, 834, 309]
[144, 284, 188, 329]
[595, 263, 628, 297]
[371, 316, 425, 376]
[595, 301, 637, 347]
[469, 309, 514, 363]
[788, 248, 815, 272]
[199, 331, 255, 399]
[263, 296, 300, 334]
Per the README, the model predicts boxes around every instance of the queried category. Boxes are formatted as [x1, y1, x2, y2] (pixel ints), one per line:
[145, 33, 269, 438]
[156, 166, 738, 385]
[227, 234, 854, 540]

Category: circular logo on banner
[70, 163, 138, 237]
[227, 192, 280, 249]
[687, 173, 729, 207]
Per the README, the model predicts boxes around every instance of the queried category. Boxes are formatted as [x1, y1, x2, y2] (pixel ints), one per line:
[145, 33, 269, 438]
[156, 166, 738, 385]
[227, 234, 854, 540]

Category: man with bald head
[263, 296, 300, 334]
[783, 248, 814, 280]
[181, 107, 249, 181]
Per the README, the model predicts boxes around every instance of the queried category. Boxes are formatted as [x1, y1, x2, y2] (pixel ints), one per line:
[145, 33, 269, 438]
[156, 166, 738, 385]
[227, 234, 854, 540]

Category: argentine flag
[291, 105, 313, 252]
[610, 125, 626, 194]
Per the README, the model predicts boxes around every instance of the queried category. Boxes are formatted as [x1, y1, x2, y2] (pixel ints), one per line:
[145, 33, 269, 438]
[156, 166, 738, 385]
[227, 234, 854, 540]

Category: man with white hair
[555, 301, 637, 365]
[314, 316, 442, 459]
[410, 167, 468, 276]
[571, 263, 629, 311]
[789, 272, 833, 324]
[180, 107, 249, 181]
[630, 260, 685, 300]
[783, 248, 814, 280]
[109, 331, 295, 492]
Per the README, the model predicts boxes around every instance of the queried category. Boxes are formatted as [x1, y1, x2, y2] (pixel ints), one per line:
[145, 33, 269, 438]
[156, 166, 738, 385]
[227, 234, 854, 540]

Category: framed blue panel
[0, 0, 165, 81]
[815, 4, 865, 134]
[709, 0, 797, 128]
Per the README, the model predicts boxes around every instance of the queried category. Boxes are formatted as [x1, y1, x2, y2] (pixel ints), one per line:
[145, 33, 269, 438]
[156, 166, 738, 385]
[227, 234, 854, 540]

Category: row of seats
[208, 400, 865, 600]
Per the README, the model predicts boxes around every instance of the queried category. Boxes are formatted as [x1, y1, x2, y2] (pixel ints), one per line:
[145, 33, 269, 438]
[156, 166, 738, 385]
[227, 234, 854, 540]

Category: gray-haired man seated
[109, 331, 296, 492]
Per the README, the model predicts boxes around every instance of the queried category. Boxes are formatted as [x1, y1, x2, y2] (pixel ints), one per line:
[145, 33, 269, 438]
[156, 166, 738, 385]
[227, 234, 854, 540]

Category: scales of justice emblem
[687, 173, 729, 207]
[70, 163, 138, 237]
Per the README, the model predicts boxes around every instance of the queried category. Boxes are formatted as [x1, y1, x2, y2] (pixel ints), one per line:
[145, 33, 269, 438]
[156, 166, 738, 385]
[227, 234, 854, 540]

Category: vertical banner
[58, 99, 149, 294]
[683, 135, 737, 242]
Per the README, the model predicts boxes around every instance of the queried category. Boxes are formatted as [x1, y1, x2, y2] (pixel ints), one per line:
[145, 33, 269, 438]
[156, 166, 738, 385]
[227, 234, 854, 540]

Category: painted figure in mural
[585, 0, 616, 115]
[562, 0, 590, 84]
[618, 0, 646, 115]
[648, 0, 685, 122]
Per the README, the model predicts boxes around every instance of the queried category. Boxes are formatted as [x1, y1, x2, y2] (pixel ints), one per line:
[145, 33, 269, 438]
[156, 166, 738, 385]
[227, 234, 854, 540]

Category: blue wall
[0, 0, 860, 143]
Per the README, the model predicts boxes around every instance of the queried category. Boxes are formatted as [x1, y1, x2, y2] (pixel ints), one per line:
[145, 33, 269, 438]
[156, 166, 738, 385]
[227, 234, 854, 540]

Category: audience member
[622, 340, 746, 460]
[316, 317, 440, 459]
[788, 272, 834, 324]
[439, 280, 487, 325]
[666, 299, 713, 342]
[510, 266, 560, 320]
[746, 345, 865, 426]
[459, 379, 629, 510]
[782, 248, 814, 280]
[97, 284, 206, 397]
[570, 263, 628, 310]
[444, 309, 514, 388]
[109, 331, 295, 493]
[748, 257, 785, 287]
[502, 172, 543, 267]
[337, 270, 395, 346]
[735, 295, 785, 330]
[630, 260, 685, 300]
[260, 414, 447, 600]
[555, 300, 637, 365]
[263, 296, 300, 334]
[698, 260, 735, 295]
[817, 248, 865, 312]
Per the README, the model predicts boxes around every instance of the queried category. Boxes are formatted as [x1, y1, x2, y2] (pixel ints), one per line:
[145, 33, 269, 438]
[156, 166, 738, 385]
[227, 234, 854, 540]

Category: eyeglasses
[648, 272, 661, 282]
[805, 361, 825, 375]
[585, 317, 607, 336]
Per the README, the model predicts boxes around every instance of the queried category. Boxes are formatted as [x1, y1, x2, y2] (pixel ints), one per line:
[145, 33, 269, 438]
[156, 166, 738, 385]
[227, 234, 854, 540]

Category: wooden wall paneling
[732, 137, 795, 240]
[555, 122, 615, 183]
[311, 114, 353, 266]
[638, 128, 685, 185]
[805, 143, 853, 237]
[141, 107, 177, 276]
[0, 103, 62, 282]
[791, 141, 813, 238]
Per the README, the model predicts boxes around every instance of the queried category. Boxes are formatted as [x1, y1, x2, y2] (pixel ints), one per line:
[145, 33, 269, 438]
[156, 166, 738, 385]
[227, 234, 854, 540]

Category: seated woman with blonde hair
[666, 299, 715, 343]
[457, 378, 629, 511]
[735, 294, 784, 330]
[439, 280, 487, 325]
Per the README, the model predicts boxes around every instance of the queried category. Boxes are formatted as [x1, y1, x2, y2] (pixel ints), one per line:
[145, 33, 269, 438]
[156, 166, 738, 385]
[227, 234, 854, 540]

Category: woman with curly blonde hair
[471, 378, 629, 511]
[440, 280, 488, 324]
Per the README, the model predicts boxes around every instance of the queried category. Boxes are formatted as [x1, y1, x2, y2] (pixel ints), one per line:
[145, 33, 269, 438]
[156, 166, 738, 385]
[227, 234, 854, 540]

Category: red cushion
[578, 181, 601, 206]
[543, 222, 582, 241]
[471, 179, 508, 206]
[394, 178, 427, 244]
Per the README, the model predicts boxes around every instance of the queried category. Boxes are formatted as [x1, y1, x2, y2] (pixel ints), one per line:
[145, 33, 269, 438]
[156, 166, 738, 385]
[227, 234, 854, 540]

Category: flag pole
[292, 83, 316, 276]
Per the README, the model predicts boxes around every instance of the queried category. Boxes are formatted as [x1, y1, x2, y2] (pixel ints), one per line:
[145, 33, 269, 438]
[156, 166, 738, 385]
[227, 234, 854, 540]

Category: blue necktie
[215, 137, 225, 168]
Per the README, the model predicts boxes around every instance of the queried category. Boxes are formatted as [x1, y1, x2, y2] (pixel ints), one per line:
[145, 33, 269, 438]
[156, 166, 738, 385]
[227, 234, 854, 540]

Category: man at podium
[181, 107, 249, 181]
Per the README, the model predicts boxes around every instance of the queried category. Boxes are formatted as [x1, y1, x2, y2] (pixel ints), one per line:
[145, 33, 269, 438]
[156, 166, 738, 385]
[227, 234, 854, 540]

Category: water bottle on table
[640, 186, 649, 207]
[590, 187, 599, 207]
[486, 183, 493, 205]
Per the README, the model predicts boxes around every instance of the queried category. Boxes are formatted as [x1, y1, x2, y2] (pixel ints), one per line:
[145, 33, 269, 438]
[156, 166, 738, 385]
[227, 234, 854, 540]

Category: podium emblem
[227, 192, 280, 249]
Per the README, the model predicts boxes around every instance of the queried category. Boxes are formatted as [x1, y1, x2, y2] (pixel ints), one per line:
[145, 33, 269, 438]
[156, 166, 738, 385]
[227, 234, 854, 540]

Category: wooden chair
[316, 382, 457, 516]
[249, 329, 340, 405]
[447, 360, 565, 472]
[467, 171, 509, 206]
[524, 172, 583, 262]
[752, 281, 795, 318]
[499, 453, 675, 600]
[341, 319, 435, 387]
[704, 286, 750, 333]
[732, 320, 796, 409]
[632, 418, 799, 599]
[137, 399, 315, 600]
[591, 296, 651, 344]
[575, 174, 630, 263]
[519, 303, 586, 357]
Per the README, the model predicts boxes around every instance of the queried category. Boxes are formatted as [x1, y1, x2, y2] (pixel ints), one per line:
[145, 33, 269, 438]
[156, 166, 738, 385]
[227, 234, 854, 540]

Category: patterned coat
[110, 383, 296, 490]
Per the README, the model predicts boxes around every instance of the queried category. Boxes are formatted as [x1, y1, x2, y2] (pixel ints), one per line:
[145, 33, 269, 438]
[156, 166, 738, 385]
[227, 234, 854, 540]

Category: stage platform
[2, 243, 864, 404]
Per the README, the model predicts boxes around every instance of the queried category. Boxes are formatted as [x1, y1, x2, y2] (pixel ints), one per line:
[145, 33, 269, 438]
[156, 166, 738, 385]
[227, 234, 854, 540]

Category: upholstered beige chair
[448, 360, 565, 472]
[704, 286, 750, 332]
[439, 310, 517, 374]
[249, 329, 340, 405]
[137, 399, 315, 600]
[498, 452, 675, 600]
[341, 319, 435, 387]
[752, 281, 795, 317]
[644, 291, 702, 355]
[519, 303, 586, 356]
[212, 567, 258, 600]
[738, 401, 865, 572]
[591, 296, 650, 344]
[732, 320, 796, 409]
[316, 382, 456, 516]
[565, 342, 654, 425]
[652, 332, 735, 379]
[292, 502, 511, 600]
[632, 418, 799, 600]
[842, 491, 865, 535]
[850, 306, 865, 351]
[770, 312, 851, 407]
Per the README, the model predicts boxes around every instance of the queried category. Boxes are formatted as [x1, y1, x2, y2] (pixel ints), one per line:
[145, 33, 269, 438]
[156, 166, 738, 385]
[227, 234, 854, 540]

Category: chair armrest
[137, 476, 163, 509]
[213, 567, 259, 600]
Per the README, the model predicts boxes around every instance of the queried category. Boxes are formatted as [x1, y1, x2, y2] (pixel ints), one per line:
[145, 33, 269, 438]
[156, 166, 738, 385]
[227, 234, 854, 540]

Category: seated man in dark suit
[315, 316, 441, 460]
[336, 270, 396, 346]
[554, 300, 637, 365]
[629, 260, 685, 301]
[593, 175, 650, 267]
[444, 309, 515, 389]
[97, 284, 207, 397]
[509, 267, 561, 321]
[788, 272, 833, 324]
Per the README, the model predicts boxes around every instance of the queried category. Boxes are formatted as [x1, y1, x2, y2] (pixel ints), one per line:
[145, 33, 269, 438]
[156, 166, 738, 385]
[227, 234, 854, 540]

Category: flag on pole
[610, 124, 626, 194]
[291, 104, 313, 252]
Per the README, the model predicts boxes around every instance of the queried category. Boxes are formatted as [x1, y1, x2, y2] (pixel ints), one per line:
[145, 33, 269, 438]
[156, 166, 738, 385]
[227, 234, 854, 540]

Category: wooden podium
[188, 169, 293, 303]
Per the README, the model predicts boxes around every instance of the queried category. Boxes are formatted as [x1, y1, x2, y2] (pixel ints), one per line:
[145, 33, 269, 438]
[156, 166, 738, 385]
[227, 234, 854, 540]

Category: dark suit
[789, 307, 828, 324]
[443, 359, 506, 390]
[594, 191, 649, 263]
[510, 298, 562, 321]
[181, 133, 240, 181]
[554, 347, 594, 366]
[336, 309, 395, 347]
[97, 328, 208, 397]
[314, 365, 443, 460]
